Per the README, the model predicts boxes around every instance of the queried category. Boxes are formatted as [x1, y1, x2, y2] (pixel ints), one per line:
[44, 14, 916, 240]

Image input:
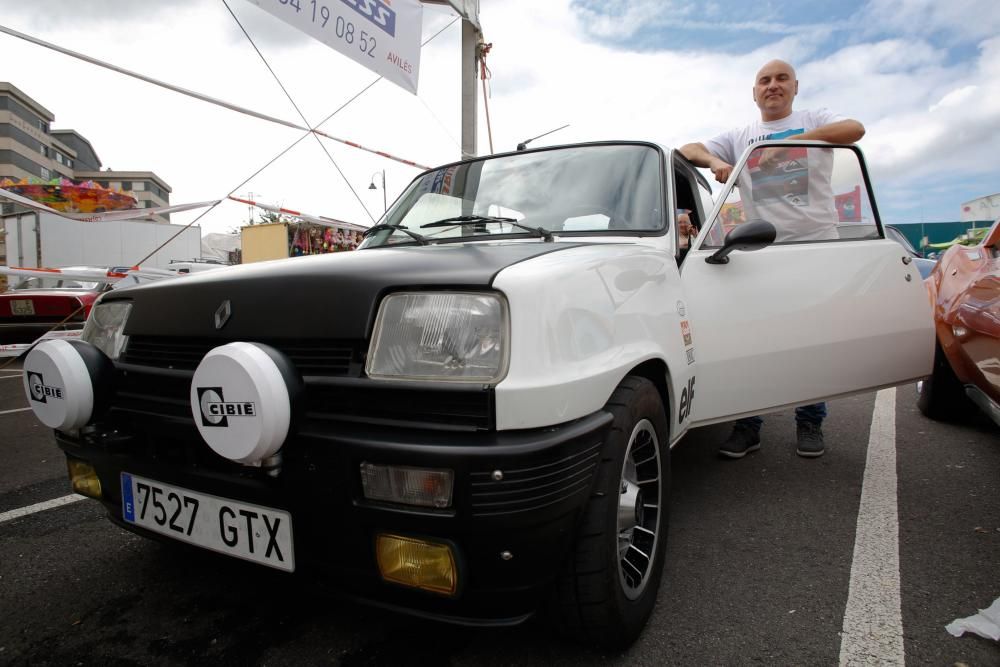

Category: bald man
[679, 59, 866, 459]
[681, 60, 864, 186]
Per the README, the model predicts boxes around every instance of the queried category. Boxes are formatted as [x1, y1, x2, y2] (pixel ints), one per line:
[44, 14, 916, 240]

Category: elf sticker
[678, 376, 696, 422]
[680, 320, 693, 347]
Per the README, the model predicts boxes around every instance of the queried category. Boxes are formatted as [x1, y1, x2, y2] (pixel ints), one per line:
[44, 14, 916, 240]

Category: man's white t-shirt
[704, 108, 846, 242]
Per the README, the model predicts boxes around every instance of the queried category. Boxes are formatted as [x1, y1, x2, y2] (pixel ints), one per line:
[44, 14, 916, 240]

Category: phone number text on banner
[245, 0, 423, 94]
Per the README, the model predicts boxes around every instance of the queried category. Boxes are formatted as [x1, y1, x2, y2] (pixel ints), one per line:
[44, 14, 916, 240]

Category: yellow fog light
[376, 533, 458, 596]
[67, 459, 102, 499]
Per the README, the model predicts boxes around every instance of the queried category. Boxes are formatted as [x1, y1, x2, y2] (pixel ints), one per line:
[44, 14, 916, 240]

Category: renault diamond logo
[214, 300, 232, 330]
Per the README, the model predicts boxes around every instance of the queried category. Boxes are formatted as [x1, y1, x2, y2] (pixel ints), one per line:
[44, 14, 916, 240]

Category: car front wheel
[551, 375, 670, 649]
[918, 340, 972, 420]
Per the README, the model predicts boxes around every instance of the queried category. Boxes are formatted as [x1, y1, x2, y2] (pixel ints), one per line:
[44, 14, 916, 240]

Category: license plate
[11, 299, 34, 316]
[120, 473, 294, 572]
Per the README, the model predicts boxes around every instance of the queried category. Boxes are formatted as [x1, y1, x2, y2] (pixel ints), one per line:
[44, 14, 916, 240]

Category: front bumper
[0, 320, 85, 344]
[57, 409, 613, 624]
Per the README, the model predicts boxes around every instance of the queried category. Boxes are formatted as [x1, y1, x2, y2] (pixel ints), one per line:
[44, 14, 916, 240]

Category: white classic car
[22, 140, 933, 648]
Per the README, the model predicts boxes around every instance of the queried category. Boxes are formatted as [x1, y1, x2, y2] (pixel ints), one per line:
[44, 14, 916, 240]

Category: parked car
[21, 141, 933, 648]
[0, 268, 111, 344]
[885, 225, 937, 279]
[918, 218, 1000, 426]
[165, 258, 231, 274]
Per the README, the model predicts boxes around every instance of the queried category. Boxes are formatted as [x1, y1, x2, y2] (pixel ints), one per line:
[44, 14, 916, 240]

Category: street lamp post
[368, 170, 386, 215]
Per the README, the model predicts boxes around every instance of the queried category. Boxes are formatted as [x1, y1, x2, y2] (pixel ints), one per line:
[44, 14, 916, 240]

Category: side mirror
[706, 221, 777, 265]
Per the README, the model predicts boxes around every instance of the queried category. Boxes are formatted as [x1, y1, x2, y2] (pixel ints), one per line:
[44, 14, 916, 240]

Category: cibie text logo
[27, 372, 63, 404]
[197, 387, 256, 428]
[339, 0, 396, 37]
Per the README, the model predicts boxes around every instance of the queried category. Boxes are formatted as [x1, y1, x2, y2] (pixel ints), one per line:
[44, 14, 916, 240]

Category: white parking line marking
[0, 407, 31, 416]
[839, 388, 904, 666]
[0, 494, 87, 525]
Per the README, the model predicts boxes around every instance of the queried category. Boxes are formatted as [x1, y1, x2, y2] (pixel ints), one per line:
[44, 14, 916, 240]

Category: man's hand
[679, 142, 732, 183]
[709, 158, 733, 184]
[756, 146, 790, 171]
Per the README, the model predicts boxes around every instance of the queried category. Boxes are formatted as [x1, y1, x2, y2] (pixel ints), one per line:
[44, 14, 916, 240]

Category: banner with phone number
[245, 0, 423, 94]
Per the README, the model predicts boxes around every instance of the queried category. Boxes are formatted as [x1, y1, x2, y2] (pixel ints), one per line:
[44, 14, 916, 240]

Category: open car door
[679, 142, 934, 426]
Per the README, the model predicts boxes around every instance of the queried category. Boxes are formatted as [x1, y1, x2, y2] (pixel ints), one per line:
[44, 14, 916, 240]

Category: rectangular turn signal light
[360, 462, 453, 508]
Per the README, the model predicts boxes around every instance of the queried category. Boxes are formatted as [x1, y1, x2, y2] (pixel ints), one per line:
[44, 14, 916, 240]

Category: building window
[132, 181, 145, 191]
[37, 120, 48, 133]
[67, 159, 73, 169]
[120, 181, 132, 190]
[40, 166, 50, 179]
[39, 145, 49, 158]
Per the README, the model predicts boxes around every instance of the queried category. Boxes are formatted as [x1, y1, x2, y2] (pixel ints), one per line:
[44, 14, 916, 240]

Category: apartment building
[0, 82, 172, 222]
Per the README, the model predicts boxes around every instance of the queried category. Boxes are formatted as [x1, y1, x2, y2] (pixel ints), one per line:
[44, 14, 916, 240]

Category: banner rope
[479, 39, 495, 154]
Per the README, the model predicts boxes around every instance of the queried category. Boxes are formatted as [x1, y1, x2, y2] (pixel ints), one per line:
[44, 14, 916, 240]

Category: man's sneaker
[718, 424, 761, 459]
[796, 421, 825, 458]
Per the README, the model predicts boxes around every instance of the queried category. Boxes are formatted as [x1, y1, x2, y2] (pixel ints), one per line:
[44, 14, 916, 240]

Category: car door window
[702, 145, 880, 247]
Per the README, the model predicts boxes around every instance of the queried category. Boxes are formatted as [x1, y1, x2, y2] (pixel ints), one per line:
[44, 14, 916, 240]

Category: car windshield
[360, 144, 664, 247]
[12, 277, 103, 290]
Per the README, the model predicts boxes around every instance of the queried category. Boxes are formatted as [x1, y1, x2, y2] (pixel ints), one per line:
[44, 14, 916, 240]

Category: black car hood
[117, 242, 586, 340]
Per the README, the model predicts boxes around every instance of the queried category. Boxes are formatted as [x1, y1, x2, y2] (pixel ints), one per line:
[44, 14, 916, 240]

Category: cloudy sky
[1, 0, 998, 236]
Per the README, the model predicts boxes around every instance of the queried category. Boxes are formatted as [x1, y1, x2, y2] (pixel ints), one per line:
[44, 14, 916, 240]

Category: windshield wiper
[362, 223, 428, 245]
[420, 215, 553, 242]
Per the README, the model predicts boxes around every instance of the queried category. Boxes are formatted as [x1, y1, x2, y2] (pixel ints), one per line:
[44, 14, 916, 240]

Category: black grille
[469, 441, 602, 516]
[110, 369, 493, 432]
[304, 384, 493, 431]
[122, 336, 359, 376]
[113, 370, 192, 421]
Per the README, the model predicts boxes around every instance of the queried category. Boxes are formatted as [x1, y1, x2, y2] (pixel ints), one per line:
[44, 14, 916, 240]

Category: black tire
[551, 376, 670, 649]
[918, 340, 973, 420]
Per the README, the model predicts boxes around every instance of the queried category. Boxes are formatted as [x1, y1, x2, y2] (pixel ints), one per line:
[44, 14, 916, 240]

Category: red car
[0, 268, 112, 345]
[919, 219, 1000, 426]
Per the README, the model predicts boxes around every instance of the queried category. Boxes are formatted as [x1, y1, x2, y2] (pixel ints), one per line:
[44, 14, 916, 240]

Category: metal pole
[16, 213, 24, 267]
[381, 170, 387, 213]
[460, 18, 479, 159]
[34, 212, 41, 267]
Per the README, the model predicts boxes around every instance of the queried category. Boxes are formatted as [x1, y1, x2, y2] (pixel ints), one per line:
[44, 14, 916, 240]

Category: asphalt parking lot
[1, 359, 998, 666]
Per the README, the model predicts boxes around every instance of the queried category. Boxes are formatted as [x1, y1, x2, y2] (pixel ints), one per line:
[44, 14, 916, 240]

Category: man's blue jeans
[736, 402, 827, 432]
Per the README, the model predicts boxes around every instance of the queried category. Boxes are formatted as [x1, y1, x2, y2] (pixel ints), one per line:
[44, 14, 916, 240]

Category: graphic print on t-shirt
[747, 128, 808, 206]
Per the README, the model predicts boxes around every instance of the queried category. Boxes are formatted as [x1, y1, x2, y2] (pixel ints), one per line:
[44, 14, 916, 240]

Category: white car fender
[492, 243, 695, 441]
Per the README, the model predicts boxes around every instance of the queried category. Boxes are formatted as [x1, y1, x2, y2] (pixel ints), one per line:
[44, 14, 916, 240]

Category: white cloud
[862, 0, 1000, 42]
[929, 85, 978, 113]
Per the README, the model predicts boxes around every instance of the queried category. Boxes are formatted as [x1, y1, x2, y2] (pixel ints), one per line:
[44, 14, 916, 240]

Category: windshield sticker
[686, 348, 695, 365]
[676, 300, 686, 317]
[430, 166, 457, 195]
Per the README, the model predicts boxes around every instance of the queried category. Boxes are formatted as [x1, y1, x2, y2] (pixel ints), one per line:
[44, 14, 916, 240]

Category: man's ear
[794, 80, 799, 94]
[752, 86, 757, 102]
